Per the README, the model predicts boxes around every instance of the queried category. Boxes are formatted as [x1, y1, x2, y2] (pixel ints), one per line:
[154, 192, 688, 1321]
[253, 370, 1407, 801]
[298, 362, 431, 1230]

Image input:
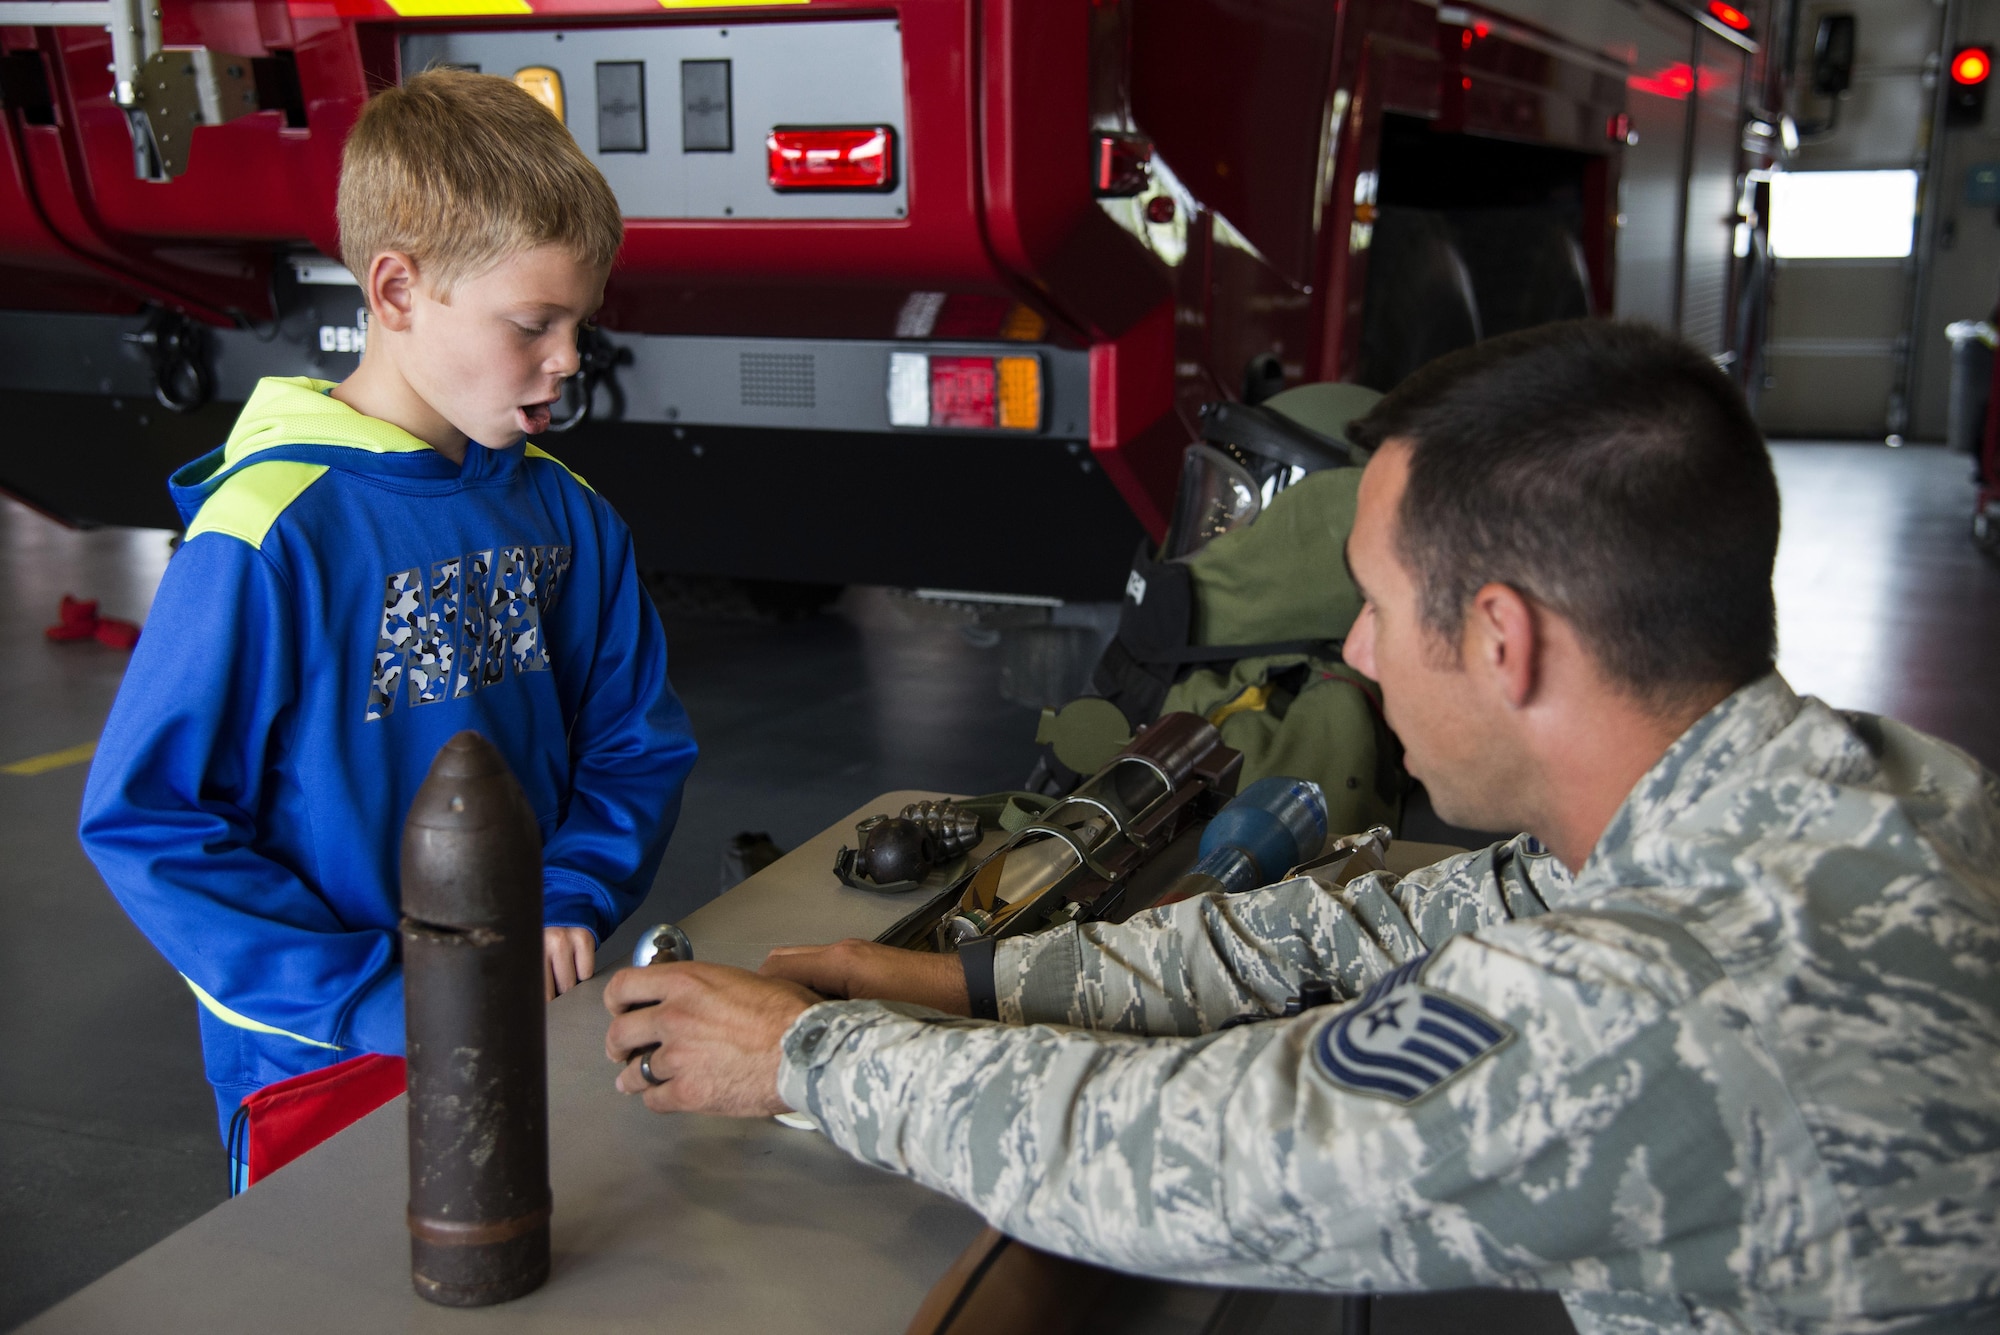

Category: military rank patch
[1312, 958, 1513, 1104]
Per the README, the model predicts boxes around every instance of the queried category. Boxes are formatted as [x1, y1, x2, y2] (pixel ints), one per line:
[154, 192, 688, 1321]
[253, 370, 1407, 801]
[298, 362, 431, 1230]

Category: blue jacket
[80, 377, 697, 1131]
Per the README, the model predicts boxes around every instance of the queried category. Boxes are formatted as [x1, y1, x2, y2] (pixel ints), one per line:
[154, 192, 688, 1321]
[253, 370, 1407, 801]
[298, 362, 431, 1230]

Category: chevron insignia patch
[1313, 959, 1513, 1104]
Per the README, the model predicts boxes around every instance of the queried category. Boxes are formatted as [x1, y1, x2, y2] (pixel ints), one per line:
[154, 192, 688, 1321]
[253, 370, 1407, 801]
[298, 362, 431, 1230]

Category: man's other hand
[544, 925, 597, 1001]
[605, 962, 817, 1116]
[761, 939, 971, 1015]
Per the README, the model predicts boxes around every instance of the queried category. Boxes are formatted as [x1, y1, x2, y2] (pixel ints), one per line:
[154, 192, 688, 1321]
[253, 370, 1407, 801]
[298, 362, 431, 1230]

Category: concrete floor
[1, 440, 1995, 1330]
[1770, 445, 2000, 769]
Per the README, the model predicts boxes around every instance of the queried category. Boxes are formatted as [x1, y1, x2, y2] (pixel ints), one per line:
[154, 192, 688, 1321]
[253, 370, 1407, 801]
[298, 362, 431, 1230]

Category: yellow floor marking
[3, 740, 97, 776]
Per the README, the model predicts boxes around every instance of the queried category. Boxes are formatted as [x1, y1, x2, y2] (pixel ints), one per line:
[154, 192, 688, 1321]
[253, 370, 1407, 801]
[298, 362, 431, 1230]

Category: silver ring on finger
[638, 1049, 669, 1087]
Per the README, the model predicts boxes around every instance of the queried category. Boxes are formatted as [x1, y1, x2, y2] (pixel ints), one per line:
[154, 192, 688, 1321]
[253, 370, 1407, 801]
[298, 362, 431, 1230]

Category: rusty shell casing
[400, 731, 551, 1308]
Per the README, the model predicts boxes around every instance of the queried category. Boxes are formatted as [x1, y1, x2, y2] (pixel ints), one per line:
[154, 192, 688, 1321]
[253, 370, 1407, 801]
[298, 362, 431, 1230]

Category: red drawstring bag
[227, 1053, 406, 1191]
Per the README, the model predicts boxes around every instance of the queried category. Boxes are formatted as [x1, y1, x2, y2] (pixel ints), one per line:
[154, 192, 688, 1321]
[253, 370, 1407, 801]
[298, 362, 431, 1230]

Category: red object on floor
[93, 617, 141, 650]
[237, 1054, 407, 1188]
[44, 595, 99, 642]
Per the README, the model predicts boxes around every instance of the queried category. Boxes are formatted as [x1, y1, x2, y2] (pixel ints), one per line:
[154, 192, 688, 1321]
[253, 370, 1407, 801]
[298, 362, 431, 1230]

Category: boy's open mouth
[517, 402, 553, 435]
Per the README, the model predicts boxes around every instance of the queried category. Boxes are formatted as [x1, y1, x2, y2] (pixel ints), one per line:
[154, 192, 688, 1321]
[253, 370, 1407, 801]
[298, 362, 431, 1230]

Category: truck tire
[1444, 206, 1592, 337]
[1356, 206, 1483, 391]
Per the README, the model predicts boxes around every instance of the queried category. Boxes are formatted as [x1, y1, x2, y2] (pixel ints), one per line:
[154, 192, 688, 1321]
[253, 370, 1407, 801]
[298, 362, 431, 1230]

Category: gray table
[23, 792, 995, 1334]
[24, 792, 1471, 1335]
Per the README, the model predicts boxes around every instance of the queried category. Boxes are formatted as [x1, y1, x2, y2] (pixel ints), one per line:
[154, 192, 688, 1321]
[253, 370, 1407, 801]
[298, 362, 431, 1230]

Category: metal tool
[632, 922, 694, 968]
[624, 922, 694, 1081]
[400, 731, 551, 1308]
[1287, 824, 1393, 889]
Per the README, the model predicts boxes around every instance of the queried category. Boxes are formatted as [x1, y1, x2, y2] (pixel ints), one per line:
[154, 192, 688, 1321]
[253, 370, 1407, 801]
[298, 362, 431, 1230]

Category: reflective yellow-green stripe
[184, 461, 329, 550]
[524, 443, 594, 491]
[183, 976, 342, 1050]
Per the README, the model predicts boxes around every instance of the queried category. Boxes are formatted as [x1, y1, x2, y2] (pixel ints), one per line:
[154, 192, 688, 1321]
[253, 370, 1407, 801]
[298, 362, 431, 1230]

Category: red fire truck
[0, 0, 1768, 600]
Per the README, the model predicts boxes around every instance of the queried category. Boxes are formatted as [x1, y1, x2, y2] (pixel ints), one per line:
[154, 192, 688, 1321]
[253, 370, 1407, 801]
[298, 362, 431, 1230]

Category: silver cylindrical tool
[632, 922, 693, 968]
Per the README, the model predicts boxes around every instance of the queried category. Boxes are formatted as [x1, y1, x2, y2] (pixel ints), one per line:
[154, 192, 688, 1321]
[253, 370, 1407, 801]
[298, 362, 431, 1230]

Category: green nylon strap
[953, 791, 1059, 834]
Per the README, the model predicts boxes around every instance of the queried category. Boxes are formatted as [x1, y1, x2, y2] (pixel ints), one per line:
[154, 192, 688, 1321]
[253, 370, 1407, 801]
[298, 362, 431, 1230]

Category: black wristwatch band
[959, 937, 999, 1021]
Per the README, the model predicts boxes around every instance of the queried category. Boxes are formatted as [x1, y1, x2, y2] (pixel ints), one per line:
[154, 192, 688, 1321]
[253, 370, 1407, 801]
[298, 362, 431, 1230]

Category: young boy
[79, 70, 697, 1150]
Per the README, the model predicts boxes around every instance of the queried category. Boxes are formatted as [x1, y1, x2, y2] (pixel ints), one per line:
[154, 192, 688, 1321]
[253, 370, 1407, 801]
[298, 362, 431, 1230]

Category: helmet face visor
[1165, 444, 1263, 561]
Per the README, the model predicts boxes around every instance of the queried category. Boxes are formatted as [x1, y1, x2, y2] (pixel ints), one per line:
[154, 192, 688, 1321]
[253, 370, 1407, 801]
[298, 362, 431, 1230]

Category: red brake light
[1707, 2, 1751, 32]
[766, 126, 895, 191]
[1954, 47, 1992, 85]
[929, 357, 997, 429]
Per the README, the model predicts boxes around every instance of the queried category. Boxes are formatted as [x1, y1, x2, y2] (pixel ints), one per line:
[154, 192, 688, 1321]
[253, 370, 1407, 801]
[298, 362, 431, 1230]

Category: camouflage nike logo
[366, 543, 571, 721]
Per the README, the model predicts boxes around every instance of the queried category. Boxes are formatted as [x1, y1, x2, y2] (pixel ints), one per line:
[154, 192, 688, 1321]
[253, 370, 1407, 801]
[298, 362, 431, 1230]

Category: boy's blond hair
[337, 68, 623, 296]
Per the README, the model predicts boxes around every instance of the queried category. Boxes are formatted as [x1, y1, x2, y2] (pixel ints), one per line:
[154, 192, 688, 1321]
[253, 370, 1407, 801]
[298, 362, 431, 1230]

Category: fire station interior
[3, 0, 2000, 1330]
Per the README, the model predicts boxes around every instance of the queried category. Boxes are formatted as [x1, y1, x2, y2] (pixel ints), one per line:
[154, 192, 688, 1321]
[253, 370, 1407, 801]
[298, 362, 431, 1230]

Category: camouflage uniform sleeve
[992, 834, 1570, 1036]
[779, 908, 1804, 1305]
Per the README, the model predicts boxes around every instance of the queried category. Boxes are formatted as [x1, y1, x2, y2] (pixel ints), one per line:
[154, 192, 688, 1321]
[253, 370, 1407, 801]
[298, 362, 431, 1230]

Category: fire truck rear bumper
[0, 308, 1141, 601]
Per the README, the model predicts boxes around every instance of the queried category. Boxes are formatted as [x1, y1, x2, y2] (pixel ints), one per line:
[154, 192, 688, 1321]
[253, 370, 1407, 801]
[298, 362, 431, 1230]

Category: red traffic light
[1707, 2, 1752, 32]
[1953, 47, 1992, 85]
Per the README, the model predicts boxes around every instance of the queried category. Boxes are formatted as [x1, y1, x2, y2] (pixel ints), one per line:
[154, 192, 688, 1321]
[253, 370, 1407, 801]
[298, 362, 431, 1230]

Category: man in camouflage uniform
[606, 322, 2000, 1333]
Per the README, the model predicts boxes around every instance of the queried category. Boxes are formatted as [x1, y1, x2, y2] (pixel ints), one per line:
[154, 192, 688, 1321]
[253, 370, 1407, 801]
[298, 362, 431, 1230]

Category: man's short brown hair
[336, 68, 623, 296]
[1348, 320, 1781, 704]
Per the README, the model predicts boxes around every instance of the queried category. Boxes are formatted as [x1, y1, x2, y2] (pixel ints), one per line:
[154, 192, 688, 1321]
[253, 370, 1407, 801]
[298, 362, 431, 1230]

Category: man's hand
[761, 939, 971, 1015]
[544, 925, 597, 1001]
[604, 962, 818, 1116]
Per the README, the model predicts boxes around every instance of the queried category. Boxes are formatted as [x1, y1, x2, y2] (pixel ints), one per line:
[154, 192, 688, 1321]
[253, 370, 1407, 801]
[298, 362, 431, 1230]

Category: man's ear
[364, 251, 420, 333]
[1465, 582, 1539, 709]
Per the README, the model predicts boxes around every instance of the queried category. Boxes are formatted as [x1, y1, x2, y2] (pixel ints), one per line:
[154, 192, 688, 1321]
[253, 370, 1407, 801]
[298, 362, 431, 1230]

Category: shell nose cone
[405, 731, 533, 832]
[429, 730, 508, 778]
[402, 732, 543, 928]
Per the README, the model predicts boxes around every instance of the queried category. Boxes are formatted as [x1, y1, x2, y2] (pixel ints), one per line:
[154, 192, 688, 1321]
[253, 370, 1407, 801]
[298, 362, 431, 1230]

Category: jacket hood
[169, 377, 471, 527]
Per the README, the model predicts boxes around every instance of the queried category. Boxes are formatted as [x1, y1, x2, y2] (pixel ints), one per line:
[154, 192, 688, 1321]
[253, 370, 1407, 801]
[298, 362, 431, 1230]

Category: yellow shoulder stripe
[184, 461, 329, 550]
[525, 443, 594, 491]
[183, 976, 342, 1050]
